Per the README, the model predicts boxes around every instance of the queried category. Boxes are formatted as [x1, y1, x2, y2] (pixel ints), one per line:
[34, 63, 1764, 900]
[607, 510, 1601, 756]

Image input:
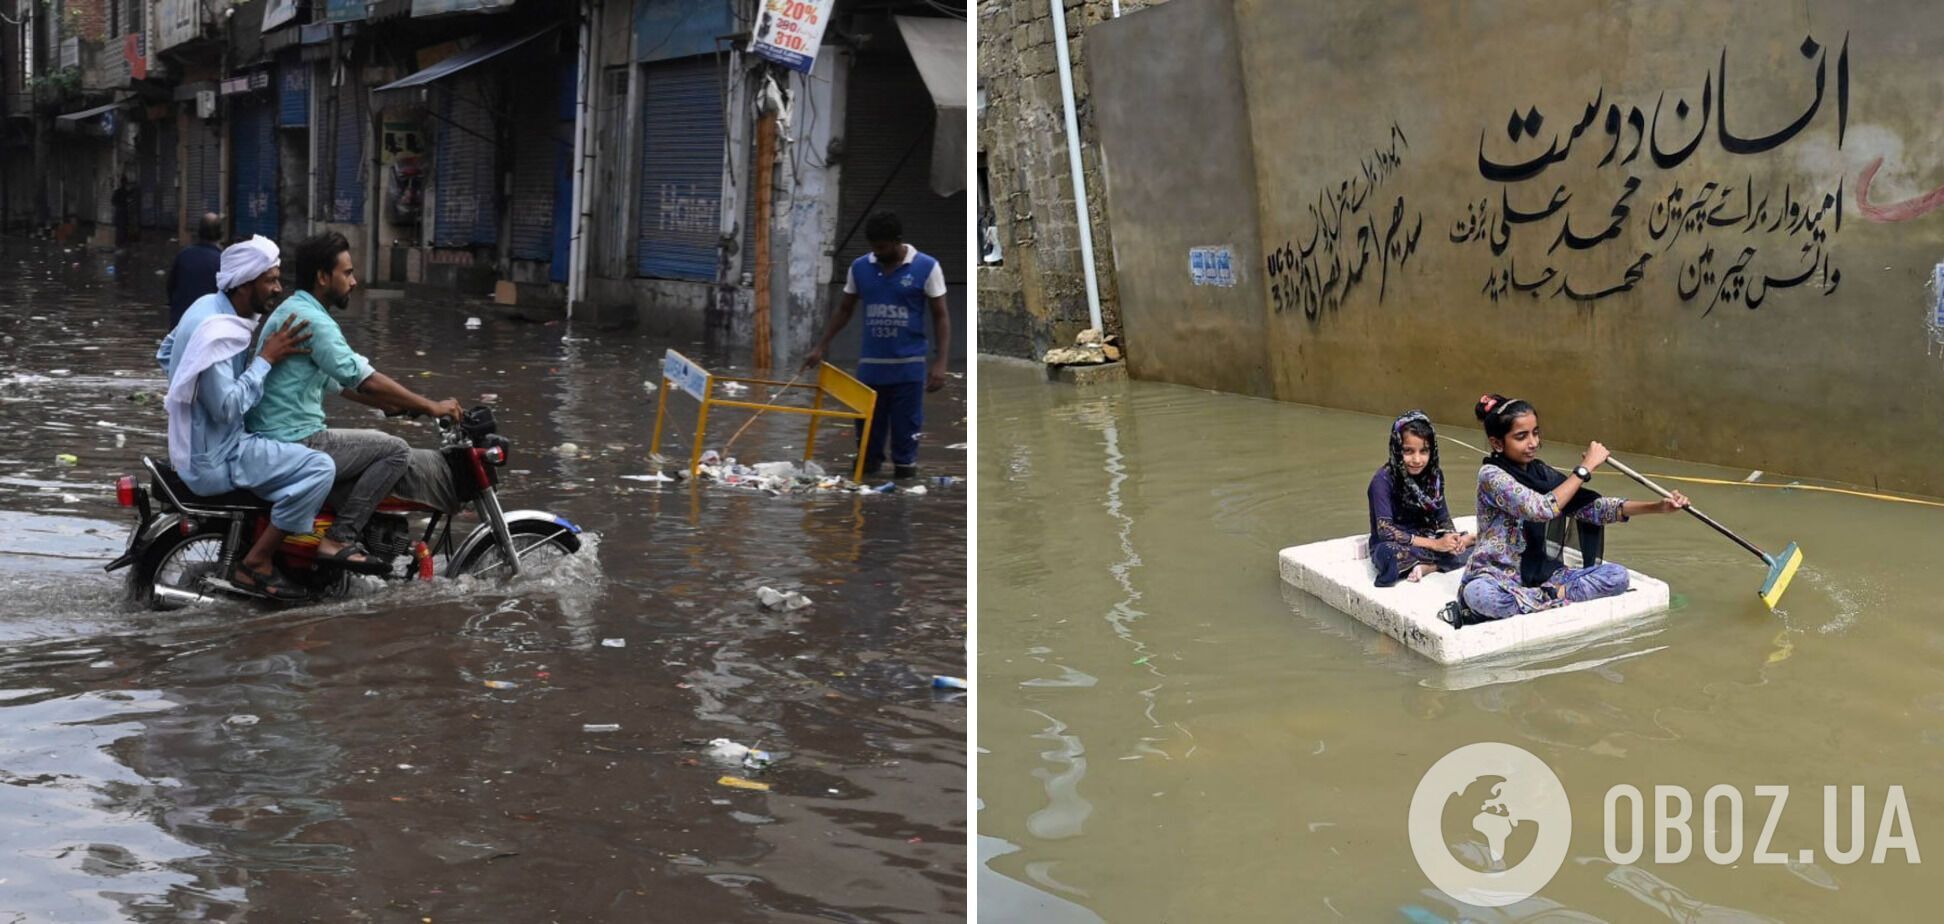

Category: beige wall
[1092, 0, 1944, 495]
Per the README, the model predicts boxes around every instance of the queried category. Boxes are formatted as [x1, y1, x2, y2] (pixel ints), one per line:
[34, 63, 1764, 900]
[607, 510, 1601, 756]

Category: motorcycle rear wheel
[129, 522, 228, 611]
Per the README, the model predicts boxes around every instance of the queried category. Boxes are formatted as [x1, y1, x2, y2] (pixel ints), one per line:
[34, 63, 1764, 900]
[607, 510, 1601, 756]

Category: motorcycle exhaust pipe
[152, 585, 214, 607]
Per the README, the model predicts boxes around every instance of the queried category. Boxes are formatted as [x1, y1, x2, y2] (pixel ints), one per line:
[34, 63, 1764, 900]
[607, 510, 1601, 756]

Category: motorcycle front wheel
[450, 521, 583, 578]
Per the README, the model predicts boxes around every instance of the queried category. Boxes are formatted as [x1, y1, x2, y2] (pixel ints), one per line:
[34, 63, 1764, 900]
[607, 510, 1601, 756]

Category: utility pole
[752, 101, 775, 372]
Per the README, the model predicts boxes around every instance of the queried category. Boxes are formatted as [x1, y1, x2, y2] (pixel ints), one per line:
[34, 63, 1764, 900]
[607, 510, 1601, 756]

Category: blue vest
[850, 250, 935, 385]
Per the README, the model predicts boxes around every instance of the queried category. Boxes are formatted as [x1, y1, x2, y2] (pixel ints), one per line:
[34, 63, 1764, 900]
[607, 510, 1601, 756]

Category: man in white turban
[158, 234, 283, 376]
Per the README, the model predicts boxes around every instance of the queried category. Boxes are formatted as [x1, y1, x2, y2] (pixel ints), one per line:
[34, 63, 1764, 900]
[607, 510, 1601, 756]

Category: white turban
[216, 234, 281, 292]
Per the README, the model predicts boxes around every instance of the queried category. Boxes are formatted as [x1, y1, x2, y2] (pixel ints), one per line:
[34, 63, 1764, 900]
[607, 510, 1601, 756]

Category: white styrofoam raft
[1277, 517, 1670, 664]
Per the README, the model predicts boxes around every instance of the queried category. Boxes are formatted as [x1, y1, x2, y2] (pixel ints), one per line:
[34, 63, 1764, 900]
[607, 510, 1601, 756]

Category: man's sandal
[318, 542, 392, 576]
[231, 565, 308, 601]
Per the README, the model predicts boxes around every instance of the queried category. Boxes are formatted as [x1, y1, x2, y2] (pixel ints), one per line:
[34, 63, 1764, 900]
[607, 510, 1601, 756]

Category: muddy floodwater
[977, 358, 1943, 922]
[0, 236, 965, 921]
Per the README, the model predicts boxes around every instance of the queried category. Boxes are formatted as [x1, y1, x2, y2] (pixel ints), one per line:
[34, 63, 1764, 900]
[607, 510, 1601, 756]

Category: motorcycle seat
[144, 458, 275, 512]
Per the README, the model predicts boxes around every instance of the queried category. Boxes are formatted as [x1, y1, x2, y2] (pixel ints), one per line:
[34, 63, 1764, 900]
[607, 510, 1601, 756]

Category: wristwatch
[1573, 465, 1593, 482]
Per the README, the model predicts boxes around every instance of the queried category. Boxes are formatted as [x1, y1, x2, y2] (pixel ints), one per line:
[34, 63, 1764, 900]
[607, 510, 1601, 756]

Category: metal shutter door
[508, 72, 560, 261]
[834, 54, 966, 285]
[232, 98, 279, 239]
[635, 56, 723, 282]
[331, 74, 365, 224]
[279, 58, 310, 128]
[184, 117, 222, 217]
[433, 78, 497, 246]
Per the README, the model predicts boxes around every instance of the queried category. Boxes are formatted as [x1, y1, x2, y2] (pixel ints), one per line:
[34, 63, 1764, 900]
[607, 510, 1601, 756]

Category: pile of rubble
[1041, 328, 1123, 366]
[690, 453, 931, 496]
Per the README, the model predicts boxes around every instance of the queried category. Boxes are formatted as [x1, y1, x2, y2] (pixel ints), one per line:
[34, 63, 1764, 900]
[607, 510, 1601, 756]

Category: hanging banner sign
[750, 0, 834, 73]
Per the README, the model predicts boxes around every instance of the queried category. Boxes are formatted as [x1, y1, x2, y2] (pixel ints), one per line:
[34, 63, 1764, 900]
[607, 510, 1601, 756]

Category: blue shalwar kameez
[166, 315, 335, 535]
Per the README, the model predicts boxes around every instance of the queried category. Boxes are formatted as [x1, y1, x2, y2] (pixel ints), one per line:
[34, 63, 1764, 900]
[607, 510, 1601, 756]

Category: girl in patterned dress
[1367, 411, 1475, 586]
[1456, 394, 1691, 620]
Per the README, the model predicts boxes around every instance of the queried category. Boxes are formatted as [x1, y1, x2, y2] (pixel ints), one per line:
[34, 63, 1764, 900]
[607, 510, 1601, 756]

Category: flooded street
[977, 358, 1944, 921]
[0, 236, 966, 921]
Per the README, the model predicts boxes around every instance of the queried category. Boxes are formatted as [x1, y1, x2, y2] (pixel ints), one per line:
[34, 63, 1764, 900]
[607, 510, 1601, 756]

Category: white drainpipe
[1049, 0, 1104, 335]
[566, 0, 596, 317]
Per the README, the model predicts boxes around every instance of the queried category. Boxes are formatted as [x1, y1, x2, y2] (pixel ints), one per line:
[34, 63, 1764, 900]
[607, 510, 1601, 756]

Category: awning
[54, 100, 126, 136]
[412, 0, 517, 15]
[895, 16, 965, 197]
[56, 101, 125, 122]
[263, 0, 301, 31]
[371, 26, 555, 105]
[368, 0, 414, 22]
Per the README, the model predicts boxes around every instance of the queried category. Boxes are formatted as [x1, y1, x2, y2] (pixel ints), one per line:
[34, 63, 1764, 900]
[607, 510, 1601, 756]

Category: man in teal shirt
[248, 232, 460, 564]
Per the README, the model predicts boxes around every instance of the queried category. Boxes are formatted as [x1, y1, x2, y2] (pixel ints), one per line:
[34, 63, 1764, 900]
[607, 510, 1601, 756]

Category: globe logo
[1408, 743, 1572, 907]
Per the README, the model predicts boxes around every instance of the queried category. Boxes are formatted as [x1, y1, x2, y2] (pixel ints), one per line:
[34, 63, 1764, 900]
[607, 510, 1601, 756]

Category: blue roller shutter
[508, 69, 562, 261]
[636, 56, 724, 281]
[433, 78, 497, 246]
[279, 59, 310, 128]
[331, 75, 366, 224]
[232, 97, 279, 239]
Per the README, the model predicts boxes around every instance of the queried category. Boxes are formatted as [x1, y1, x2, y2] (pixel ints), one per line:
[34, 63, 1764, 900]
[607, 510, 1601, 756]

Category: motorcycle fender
[445, 511, 582, 578]
[106, 513, 190, 572]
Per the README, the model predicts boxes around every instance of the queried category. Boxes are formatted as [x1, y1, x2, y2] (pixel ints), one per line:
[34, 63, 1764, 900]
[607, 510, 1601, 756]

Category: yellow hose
[1626, 473, 1944, 509]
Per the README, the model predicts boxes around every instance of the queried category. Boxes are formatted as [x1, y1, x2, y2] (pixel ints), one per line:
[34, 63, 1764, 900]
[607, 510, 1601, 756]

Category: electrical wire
[919, 0, 966, 21]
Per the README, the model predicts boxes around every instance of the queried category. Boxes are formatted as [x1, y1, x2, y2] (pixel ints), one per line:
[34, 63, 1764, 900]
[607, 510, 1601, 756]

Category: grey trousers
[303, 428, 410, 543]
[391, 448, 462, 515]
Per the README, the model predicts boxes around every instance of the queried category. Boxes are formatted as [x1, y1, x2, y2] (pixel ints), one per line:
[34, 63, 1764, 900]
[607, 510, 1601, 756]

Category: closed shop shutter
[508, 70, 562, 261]
[433, 77, 497, 246]
[834, 53, 966, 286]
[279, 57, 311, 128]
[232, 97, 279, 239]
[330, 72, 366, 224]
[184, 114, 223, 218]
[139, 119, 178, 229]
[635, 55, 724, 282]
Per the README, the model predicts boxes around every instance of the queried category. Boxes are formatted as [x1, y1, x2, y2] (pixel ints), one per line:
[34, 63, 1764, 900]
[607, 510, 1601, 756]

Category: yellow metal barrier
[650, 349, 878, 483]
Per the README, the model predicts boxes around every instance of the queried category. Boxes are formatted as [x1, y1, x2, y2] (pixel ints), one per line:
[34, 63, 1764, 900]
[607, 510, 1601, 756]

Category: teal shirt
[246, 290, 375, 442]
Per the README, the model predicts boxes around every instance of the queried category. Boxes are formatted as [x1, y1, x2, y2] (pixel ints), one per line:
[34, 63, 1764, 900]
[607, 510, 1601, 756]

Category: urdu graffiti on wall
[1263, 123, 1424, 322]
[1454, 33, 1849, 313]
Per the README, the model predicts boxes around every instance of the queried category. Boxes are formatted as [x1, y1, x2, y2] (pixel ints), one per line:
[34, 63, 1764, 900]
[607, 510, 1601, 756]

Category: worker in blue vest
[803, 212, 951, 479]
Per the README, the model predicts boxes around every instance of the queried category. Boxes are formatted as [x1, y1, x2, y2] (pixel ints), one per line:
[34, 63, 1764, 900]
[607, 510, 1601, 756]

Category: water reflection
[979, 357, 1940, 920]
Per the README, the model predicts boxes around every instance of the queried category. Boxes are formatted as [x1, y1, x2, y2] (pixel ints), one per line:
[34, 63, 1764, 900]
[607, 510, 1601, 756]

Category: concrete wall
[976, 0, 1162, 359]
[1088, 0, 1269, 395]
[1089, 0, 1944, 496]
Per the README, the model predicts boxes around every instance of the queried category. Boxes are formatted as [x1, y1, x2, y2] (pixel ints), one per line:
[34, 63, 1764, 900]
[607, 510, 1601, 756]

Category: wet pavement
[0, 236, 966, 921]
[977, 358, 1942, 922]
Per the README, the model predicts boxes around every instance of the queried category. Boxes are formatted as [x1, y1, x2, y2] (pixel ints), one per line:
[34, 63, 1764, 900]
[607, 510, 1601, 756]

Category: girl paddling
[1458, 394, 1690, 620]
[1367, 411, 1474, 587]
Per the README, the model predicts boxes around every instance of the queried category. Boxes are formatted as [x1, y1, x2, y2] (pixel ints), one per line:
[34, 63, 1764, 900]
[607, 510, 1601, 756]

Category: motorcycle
[106, 405, 583, 609]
